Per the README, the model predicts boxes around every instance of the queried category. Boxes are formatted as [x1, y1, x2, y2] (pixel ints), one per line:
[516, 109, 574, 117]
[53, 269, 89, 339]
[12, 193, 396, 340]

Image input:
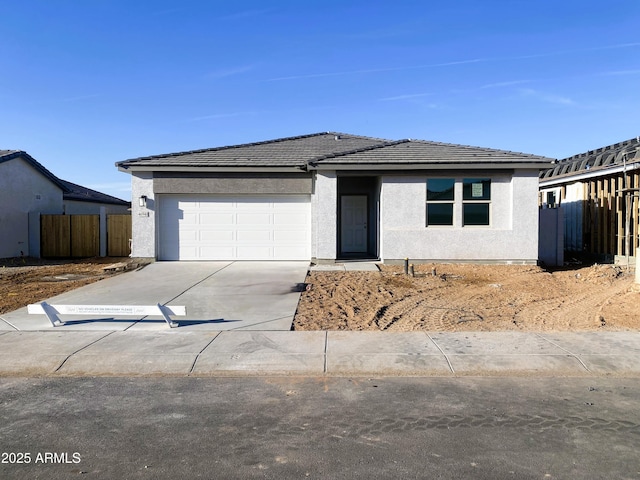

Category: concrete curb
[0, 331, 638, 377]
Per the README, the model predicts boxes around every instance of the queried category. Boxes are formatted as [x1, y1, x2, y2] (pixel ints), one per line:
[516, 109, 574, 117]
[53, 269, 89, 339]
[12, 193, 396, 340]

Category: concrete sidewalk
[0, 330, 638, 377]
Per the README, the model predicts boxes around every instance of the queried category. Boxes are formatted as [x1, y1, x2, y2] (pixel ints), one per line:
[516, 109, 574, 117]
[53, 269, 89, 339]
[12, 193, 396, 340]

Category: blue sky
[2, 1, 639, 201]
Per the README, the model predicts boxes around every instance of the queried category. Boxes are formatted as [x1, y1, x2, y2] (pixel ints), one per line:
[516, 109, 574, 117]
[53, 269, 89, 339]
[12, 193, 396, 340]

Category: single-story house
[116, 132, 554, 264]
[539, 136, 640, 261]
[0, 149, 130, 258]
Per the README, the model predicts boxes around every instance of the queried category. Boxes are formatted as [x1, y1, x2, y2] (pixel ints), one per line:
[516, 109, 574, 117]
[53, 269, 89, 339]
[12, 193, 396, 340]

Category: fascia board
[309, 162, 553, 171]
[116, 165, 306, 174]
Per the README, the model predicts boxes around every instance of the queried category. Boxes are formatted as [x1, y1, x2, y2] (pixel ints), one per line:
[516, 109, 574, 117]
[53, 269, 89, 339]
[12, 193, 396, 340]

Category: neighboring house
[539, 136, 640, 261]
[117, 132, 553, 264]
[59, 179, 130, 215]
[0, 150, 130, 258]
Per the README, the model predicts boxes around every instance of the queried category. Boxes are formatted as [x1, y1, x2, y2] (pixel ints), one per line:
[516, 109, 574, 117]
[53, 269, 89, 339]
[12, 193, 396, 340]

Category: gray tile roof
[117, 132, 388, 169]
[311, 139, 554, 167]
[117, 132, 555, 171]
[58, 179, 130, 206]
[1, 150, 129, 205]
[540, 136, 640, 180]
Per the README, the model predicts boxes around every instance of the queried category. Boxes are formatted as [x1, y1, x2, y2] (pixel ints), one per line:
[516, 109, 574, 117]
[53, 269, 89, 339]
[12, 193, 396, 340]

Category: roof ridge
[118, 132, 394, 164]
[310, 139, 408, 164]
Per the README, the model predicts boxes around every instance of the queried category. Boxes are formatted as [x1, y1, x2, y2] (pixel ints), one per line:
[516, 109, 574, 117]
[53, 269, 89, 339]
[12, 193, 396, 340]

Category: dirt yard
[0, 257, 147, 315]
[3, 258, 639, 332]
[293, 263, 640, 332]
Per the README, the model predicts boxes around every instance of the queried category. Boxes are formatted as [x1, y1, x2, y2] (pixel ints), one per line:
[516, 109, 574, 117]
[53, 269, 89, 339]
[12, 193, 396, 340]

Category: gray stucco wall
[311, 171, 337, 261]
[0, 157, 62, 258]
[154, 174, 312, 195]
[130, 172, 156, 258]
[380, 171, 540, 263]
[63, 200, 130, 215]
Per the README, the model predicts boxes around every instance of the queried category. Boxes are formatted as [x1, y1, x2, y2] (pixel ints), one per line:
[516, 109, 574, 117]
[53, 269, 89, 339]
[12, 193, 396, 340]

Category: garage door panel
[274, 213, 307, 225]
[273, 230, 308, 243]
[159, 195, 310, 260]
[237, 230, 271, 242]
[200, 230, 234, 242]
[200, 213, 234, 224]
[237, 213, 272, 224]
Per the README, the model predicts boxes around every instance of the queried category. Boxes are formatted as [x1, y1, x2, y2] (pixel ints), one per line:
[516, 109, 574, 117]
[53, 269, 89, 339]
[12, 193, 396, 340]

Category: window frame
[425, 178, 493, 228]
[462, 178, 491, 226]
[426, 178, 455, 227]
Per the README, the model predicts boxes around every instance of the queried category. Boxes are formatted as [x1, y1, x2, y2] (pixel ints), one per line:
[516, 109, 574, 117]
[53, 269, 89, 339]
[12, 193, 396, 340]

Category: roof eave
[308, 162, 554, 171]
[117, 165, 308, 173]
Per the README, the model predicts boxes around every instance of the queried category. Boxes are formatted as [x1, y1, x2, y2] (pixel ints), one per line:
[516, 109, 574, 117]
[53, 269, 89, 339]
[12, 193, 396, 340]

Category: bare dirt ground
[3, 258, 639, 332]
[0, 257, 147, 315]
[293, 263, 640, 332]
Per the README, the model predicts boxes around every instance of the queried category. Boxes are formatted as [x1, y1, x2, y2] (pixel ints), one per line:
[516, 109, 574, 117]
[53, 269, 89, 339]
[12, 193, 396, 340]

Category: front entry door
[341, 195, 368, 253]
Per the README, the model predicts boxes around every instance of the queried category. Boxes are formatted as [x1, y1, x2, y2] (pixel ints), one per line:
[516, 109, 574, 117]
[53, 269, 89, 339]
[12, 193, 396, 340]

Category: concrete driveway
[0, 261, 310, 331]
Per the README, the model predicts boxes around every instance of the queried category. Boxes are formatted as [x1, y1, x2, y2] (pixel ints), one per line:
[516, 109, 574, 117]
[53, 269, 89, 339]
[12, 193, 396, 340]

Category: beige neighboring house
[0, 150, 130, 258]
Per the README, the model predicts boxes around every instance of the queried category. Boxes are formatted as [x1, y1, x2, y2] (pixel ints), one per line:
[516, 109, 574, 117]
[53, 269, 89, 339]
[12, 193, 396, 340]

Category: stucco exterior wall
[63, 200, 130, 215]
[312, 171, 337, 261]
[154, 174, 313, 195]
[380, 171, 540, 263]
[130, 172, 156, 258]
[0, 157, 62, 258]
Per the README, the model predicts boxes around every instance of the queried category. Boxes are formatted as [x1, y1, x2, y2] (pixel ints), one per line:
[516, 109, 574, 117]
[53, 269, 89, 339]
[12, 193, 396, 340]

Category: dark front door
[340, 195, 368, 253]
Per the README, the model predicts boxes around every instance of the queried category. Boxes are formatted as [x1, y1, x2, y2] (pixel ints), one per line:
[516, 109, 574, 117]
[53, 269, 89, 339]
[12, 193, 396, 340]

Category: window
[426, 179, 454, 226]
[463, 178, 491, 226]
[546, 191, 557, 208]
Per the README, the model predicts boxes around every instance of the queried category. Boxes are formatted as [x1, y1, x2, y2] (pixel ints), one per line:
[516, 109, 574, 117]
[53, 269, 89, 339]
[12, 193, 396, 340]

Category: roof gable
[1, 150, 129, 205]
[0, 150, 68, 190]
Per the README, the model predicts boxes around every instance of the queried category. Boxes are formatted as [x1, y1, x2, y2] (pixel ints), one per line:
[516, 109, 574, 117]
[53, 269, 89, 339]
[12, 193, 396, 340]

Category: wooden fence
[107, 214, 132, 257]
[41, 214, 131, 258]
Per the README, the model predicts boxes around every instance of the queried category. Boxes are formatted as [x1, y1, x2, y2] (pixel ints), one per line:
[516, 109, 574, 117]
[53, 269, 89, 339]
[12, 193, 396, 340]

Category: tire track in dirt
[368, 293, 481, 331]
[516, 280, 632, 329]
[293, 265, 639, 331]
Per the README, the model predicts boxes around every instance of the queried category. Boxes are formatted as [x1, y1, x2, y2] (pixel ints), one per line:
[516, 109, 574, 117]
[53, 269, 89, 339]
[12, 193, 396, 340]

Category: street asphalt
[0, 261, 639, 377]
[1, 376, 639, 479]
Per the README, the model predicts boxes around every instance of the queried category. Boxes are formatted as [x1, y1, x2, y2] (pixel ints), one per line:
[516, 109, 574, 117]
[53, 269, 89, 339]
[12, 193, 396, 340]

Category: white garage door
[158, 195, 311, 260]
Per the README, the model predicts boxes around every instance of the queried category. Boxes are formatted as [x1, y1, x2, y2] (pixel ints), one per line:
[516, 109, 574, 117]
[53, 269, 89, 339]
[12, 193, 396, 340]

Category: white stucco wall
[312, 171, 338, 261]
[130, 172, 156, 258]
[380, 171, 540, 263]
[0, 157, 63, 258]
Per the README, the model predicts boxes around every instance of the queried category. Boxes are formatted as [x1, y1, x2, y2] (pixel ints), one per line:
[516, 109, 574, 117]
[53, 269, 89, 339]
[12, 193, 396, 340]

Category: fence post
[99, 207, 107, 257]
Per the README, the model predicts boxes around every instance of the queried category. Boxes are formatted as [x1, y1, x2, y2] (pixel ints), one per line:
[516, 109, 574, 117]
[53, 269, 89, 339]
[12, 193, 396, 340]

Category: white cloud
[480, 80, 530, 89]
[267, 59, 484, 82]
[519, 88, 576, 106]
[379, 93, 433, 102]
